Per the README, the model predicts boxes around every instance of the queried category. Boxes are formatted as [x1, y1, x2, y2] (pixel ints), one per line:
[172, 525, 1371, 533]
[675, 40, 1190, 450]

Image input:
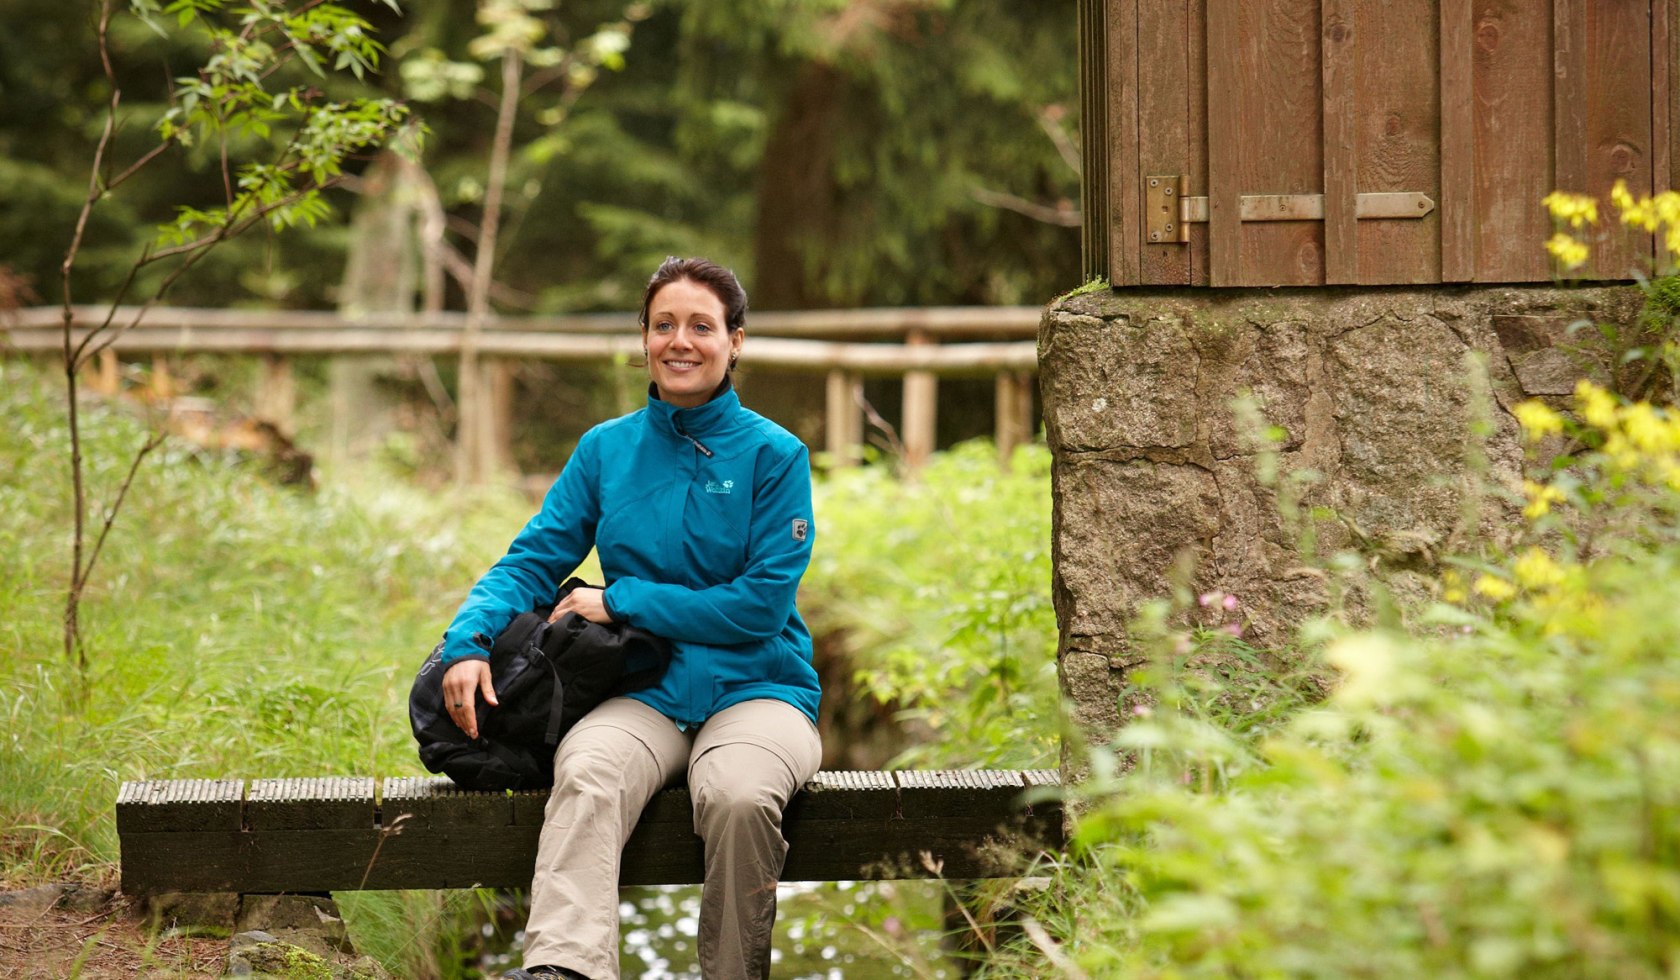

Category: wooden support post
[149, 354, 174, 402]
[480, 358, 516, 478]
[254, 354, 295, 436]
[994, 371, 1035, 466]
[90, 349, 120, 396]
[825, 369, 864, 466]
[902, 331, 937, 470]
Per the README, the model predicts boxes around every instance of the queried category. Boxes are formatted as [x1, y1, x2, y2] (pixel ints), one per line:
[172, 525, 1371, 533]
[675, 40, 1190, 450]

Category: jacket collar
[645, 378, 740, 437]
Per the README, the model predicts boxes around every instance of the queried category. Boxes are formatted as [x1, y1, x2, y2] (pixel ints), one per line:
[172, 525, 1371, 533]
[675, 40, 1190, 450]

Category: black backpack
[409, 579, 672, 791]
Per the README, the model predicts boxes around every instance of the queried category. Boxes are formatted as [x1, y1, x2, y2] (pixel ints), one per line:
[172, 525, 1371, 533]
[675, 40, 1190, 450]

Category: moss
[1054, 276, 1112, 303]
[236, 940, 334, 979]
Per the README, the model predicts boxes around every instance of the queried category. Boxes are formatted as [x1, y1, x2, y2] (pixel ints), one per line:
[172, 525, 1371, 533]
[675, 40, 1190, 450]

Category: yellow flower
[1575, 380, 1618, 431]
[1610, 180, 1637, 216]
[1512, 400, 1565, 441]
[1663, 458, 1680, 492]
[1610, 186, 1680, 263]
[1441, 568, 1467, 604]
[1513, 547, 1567, 591]
[1619, 402, 1675, 454]
[1546, 233, 1590, 270]
[1522, 479, 1565, 519]
[1543, 190, 1599, 229]
[1474, 575, 1517, 601]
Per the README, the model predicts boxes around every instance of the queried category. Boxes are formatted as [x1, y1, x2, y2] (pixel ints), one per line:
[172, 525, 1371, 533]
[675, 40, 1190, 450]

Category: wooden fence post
[902, 330, 937, 470]
[994, 370, 1035, 465]
[481, 358, 516, 477]
[824, 369, 864, 466]
[254, 354, 296, 436]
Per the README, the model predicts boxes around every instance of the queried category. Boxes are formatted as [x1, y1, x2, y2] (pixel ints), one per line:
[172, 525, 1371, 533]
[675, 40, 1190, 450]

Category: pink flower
[1132, 704, 1153, 718]
[1198, 592, 1218, 608]
[1222, 622, 1243, 637]
[1221, 594, 1239, 611]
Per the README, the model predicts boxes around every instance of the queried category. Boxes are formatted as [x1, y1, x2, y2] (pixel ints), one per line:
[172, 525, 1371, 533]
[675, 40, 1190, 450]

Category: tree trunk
[330, 151, 421, 465]
[752, 63, 844, 311]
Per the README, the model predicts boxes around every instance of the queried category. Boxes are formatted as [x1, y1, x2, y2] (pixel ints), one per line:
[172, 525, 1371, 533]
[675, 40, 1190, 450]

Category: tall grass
[0, 362, 540, 973]
[806, 442, 1059, 770]
[0, 361, 1062, 976]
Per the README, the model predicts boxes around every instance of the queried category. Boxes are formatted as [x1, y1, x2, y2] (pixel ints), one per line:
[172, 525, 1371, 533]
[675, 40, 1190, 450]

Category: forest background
[6, 2, 1680, 979]
[0, 1, 1074, 976]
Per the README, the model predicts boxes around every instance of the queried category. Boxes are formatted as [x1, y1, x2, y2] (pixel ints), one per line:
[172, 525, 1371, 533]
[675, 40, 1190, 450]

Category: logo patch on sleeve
[791, 518, 809, 542]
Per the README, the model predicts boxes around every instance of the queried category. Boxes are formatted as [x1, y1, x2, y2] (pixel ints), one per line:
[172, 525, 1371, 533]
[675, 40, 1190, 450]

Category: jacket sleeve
[604, 443, 813, 645]
[439, 428, 602, 665]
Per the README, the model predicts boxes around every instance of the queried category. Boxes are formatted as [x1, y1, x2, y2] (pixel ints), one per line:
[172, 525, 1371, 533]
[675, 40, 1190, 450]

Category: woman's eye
[654, 321, 673, 332]
[693, 322, 713, 334]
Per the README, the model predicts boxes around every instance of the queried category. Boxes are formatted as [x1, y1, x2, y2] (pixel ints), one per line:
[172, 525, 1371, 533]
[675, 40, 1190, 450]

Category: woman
[438, 257, 823, 980]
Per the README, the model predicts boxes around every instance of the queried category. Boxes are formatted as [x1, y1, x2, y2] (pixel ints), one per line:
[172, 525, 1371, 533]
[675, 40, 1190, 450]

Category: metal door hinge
[1146, 175, 1435, 245]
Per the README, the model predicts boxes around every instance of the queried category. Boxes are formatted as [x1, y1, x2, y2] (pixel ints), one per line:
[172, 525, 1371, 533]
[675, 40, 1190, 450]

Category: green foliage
[1, 0, 1081, 311]
[0, 362, 534, 972]
[808, 441, 1058, 770]
[979, 386, 1680, 978]
[0, 360, 1056, 973]
[133, 1, 412, 251]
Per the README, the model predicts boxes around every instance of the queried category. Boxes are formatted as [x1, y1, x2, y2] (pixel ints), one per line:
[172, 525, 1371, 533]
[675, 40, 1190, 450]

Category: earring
[729, 354, 739, 368]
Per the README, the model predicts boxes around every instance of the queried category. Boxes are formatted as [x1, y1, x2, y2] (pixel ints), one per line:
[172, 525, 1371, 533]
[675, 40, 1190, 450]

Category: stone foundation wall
[1041, 285, 1644, 770]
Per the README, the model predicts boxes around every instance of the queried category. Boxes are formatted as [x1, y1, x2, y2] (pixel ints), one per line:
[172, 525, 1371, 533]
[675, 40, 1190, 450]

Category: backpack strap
[492, 612, 548, 661]
[542, 648, 566, 747]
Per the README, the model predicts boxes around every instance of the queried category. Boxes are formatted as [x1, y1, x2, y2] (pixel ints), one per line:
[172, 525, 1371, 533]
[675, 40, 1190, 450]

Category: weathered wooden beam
[824, 369, 864, 466]
[902, 331, 938, 470]
[116, 771, 1063, 896]
[2, 326, 1036, 378]
[7, 306, 1042, 341]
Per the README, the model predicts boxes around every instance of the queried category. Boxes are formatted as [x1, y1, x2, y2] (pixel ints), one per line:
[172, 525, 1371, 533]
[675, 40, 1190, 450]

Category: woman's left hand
[550, 586, 613, 625]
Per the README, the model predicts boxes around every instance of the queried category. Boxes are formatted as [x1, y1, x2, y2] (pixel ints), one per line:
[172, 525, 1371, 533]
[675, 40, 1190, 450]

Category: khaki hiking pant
[520, 697, 823, 980]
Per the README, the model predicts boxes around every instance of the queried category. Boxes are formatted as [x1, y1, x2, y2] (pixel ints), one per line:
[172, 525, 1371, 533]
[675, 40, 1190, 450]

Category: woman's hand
[442, 659, 498, 739]
[550, 586, 613, 625]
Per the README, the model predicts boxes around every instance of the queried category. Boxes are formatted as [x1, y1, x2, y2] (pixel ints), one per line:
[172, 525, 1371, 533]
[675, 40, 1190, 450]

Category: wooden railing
[3, 306, 1042, 470]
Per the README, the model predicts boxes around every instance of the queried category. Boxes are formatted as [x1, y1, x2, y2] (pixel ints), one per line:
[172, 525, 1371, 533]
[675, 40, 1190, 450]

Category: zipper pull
[674, 419, 714, 457]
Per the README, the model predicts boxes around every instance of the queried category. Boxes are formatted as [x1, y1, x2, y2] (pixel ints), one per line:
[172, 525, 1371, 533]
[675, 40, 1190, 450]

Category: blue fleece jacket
[440, 383, 821, 727]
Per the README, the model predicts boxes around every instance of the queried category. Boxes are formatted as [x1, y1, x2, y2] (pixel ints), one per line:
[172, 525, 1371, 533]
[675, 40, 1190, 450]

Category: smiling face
[643, 277, 744, 408]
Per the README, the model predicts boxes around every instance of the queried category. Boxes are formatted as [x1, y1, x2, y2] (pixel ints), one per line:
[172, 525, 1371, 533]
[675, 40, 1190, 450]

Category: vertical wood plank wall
[1109, 0, 1142, 286]
[1139, 0, 1191, 285]
[1088, 0, 1678, 287]
[1441, 1, 1477, 281]
[1079, 0, 1110, 282]
[1475, 0, 1554, 283]
[1355, 0, 1440, 284]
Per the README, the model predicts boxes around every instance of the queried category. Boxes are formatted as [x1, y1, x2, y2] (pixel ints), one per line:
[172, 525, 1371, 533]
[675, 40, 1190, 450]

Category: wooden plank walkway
[117, 771, 1062, 896]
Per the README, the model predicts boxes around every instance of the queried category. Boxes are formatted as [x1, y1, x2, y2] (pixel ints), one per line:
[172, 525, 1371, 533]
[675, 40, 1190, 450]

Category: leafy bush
[0, 361, 534, 973]
[977, 380, 1680, 979]
[807, 441, 1059, 770]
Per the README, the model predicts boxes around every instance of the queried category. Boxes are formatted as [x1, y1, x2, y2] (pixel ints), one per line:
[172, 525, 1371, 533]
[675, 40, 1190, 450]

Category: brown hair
[638, 257, 748, 334]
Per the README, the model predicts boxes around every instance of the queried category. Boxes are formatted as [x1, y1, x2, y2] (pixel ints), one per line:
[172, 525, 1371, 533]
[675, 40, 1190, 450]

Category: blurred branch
[970, 186, 1081, 227]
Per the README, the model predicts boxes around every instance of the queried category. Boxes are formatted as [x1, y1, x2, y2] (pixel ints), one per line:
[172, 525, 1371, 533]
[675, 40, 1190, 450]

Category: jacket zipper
[673, 418, 714, 457]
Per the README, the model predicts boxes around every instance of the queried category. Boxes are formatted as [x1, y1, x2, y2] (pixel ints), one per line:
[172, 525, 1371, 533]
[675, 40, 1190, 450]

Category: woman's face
[644, 278, 743, 408]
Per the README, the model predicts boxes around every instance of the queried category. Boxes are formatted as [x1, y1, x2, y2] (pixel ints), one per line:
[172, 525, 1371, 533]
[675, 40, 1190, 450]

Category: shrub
[807, 441, 1059, 770]
[980, 381, 1680, 979]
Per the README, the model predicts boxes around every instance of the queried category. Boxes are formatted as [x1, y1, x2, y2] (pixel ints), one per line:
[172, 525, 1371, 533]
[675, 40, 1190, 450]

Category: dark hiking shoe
[503, 967, 589, 980]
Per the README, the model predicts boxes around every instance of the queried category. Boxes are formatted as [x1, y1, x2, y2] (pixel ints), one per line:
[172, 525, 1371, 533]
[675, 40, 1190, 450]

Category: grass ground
[0, 361, 1056, 977]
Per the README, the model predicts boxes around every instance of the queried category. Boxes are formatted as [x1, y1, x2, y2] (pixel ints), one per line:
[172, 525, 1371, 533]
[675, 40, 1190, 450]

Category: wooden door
[1086, 0, 1677, 288]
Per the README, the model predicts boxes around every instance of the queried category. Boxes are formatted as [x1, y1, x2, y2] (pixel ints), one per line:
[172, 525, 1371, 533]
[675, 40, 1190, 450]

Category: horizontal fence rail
[2, 305, 1044, 470]
[117, 771, 1063, 894]
[6, 305, 1042, 344]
